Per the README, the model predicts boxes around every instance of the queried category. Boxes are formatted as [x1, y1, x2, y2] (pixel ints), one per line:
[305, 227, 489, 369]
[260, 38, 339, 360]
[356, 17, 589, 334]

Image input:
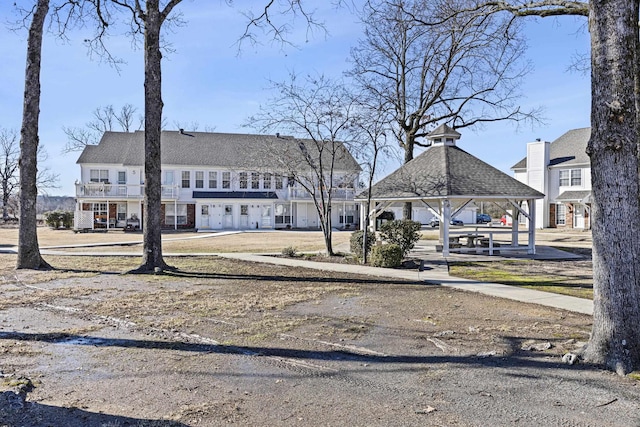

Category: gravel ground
[1, 251, 639, 427]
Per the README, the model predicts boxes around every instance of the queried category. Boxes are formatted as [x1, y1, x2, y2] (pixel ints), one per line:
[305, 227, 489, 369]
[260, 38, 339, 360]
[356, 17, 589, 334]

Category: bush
[350, 229, 376, 259]
[44, 210, 73, 229]
[378, 219, 422, 257]
[281, 246, 298, 257]
[370, 244, 403, 268]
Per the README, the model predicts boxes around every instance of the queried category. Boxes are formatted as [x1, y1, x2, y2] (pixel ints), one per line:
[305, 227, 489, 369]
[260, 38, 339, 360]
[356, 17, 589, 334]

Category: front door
[574, 205, 585, 229]
[223, 205, 233, 229]
[200, 205, 210, 228]
[240, 204, 249, 228]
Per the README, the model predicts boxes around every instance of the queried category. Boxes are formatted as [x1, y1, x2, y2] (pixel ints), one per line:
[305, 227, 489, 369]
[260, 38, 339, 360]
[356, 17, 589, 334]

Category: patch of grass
[449, 260, 593, 300]
[628, 372, 640, 381]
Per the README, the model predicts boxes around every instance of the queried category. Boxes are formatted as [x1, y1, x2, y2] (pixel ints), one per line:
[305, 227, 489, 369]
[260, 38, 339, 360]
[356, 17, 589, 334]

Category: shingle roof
[511, 127, 591, 170]
[358, 144, 543, 200]
[76, 131, 361, 172]
[556, 190, 591, 203]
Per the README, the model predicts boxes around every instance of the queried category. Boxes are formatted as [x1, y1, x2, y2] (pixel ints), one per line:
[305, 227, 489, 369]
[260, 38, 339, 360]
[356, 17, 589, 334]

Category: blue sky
[0, 2, 590, 197]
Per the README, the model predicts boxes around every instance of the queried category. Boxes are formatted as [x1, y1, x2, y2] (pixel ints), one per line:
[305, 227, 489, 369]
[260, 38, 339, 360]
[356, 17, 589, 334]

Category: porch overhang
[555, 191, 591, 204]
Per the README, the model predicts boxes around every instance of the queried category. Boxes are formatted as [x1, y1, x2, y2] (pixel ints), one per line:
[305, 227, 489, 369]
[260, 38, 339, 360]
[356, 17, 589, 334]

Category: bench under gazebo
[357, 125, 544, 256]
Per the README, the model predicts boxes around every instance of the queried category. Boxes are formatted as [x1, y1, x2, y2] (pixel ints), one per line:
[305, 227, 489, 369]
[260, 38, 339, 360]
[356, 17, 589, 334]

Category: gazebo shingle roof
[359, 143, 543, 200]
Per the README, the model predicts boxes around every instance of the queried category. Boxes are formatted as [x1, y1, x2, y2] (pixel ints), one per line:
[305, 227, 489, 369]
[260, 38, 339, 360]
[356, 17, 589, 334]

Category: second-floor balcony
[76, 182, 180, 199]
[287, 187, 357, 201]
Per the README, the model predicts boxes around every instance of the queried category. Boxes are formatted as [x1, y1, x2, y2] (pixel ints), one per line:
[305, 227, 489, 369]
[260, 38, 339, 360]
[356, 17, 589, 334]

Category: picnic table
[461, 233, 484, 248]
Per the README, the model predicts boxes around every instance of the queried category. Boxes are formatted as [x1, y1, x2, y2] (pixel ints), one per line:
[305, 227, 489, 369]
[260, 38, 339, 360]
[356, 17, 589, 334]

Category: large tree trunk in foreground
[583, 0, 640, 375]
[135, 1, 171, 273]
[17, 0, 50, 270]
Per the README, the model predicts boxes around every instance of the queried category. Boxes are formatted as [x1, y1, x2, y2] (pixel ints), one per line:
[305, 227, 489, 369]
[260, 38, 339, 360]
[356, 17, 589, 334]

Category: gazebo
[357, 125, 544, 256]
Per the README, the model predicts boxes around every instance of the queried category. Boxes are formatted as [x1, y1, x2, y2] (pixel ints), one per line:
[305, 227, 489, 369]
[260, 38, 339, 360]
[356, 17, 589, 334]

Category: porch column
[174, 200, 177, 230]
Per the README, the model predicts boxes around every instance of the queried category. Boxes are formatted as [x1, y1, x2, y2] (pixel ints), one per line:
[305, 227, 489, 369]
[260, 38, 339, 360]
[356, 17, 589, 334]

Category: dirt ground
[2, 227, 639, 427]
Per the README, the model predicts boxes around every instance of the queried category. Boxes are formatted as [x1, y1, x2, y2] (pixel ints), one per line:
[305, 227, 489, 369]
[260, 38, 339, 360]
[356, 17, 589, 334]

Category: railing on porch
[76, 182, 180, 199]
[287, 187, 357, 201]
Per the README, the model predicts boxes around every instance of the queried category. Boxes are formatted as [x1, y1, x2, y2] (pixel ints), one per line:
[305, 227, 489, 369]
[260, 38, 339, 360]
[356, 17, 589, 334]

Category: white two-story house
[74, 130, 361, 231]
[511, 127, 591, 229]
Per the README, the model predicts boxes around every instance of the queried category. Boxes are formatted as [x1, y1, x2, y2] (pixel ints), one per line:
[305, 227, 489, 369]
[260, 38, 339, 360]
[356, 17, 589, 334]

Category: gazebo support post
[442, 199, 451, 256]
[527, 198, 536, 254]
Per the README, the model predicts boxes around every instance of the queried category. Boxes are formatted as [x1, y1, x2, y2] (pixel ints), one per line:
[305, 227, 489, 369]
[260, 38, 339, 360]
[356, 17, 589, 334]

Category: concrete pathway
[216, 252, 593, 316]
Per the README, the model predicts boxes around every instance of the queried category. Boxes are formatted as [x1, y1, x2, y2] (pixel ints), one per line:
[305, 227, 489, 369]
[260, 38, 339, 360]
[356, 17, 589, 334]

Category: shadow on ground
[1, 390, 187, 427]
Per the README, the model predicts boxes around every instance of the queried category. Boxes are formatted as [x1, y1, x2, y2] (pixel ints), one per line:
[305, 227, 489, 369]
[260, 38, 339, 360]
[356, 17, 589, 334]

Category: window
[116, 171, 127, 196]
[209, 171, 217, 189]
[556, 203, 566, 226]
[263, 173, 272, 190]
[90, 169, 109, 183]
[92, 203, 108, 226]
[164, 171, 174, 185]
[559, 169, 582, 187]
[222, 172, 231, 189]
[117, 203, 127, 221]
[571, 169, 581, 186]
[181, 171, 190, 188]
[559, 170, 569, 186]
[275, 203, 291, 225]
[275, 174, 283, 190]
[251, 172, 260, 189]
[201, 205, 209, 215]
[195, 171, 204, 189]
[165, 204, 187, 225]
[239, 172, 248, 189]
[117, 171, 126, 185]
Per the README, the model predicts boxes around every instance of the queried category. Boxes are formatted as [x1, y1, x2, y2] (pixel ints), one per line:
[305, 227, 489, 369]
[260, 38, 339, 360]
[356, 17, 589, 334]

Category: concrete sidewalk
[216, 252, 593, 316]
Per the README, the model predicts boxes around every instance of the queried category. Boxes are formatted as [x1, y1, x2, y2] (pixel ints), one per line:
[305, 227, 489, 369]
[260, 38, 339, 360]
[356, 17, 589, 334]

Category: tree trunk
[16, 0, 50, 270]
[583, 0, 640, 375]
[134, 1, 171, 273]
[322, 202, 334, 256]
[403, 135, 414, 220]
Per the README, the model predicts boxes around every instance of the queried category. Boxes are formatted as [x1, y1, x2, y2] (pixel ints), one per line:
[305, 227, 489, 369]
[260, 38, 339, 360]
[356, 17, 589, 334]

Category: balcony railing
[287, 187, 357, 201]
[76, 182, 180, 199]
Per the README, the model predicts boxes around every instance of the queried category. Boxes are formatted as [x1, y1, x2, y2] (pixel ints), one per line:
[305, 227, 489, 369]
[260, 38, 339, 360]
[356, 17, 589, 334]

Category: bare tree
[79, 1, 327, 272]
[17, 0, 51, 270]
[349, 95, 395, 264]
[249, 74, 360, 256]
[350, 0, 538, 219]
[0, 129, 20, 222]
[63, 103, 142, 152]
[1, 126, 60, 219]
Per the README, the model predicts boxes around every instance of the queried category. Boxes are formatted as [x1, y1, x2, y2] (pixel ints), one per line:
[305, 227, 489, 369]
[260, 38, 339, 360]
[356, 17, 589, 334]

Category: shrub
[370, 244, 403, 268]
[60, 211, 74, 229]
[350, 229, 376, 259]
[45, 210, 74, 229]
[281, 246, 298, 257]
[378, 219, 422, 257]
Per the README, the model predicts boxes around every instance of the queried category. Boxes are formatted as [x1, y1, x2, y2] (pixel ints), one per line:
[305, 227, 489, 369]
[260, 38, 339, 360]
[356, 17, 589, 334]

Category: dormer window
[433, 138, 442, 143]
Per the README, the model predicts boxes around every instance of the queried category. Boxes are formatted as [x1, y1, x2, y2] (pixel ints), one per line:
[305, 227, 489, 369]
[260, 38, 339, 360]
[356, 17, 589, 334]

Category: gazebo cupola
[427, 124, 461, 147]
